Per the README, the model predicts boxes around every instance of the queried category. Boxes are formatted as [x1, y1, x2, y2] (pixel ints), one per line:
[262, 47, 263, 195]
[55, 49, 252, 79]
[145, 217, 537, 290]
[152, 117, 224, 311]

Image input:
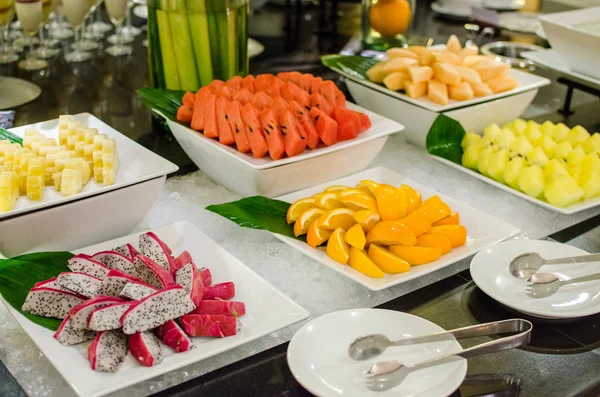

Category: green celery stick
[237, 2, 248, 76]
[206, 1, 222, 80]
[156, 7, 181, 90]
[227, 5, 237, 78]
[168, 0, 200, 92]
[147, 5, 165, 88]
[186, 0, 213, 86]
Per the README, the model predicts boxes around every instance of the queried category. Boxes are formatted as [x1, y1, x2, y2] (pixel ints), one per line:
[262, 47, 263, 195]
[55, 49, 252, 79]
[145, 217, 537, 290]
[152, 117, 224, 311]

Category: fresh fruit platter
[0, 115, 120, 212]
[174, 72, 373, 159]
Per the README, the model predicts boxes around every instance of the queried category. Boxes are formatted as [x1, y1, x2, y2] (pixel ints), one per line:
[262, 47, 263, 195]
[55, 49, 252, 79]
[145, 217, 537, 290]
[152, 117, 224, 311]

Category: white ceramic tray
[274, 167, 521, 291]
[522, 49, 600, 90]
[2, 113, 178, 220]
[0, 221, 310, 397]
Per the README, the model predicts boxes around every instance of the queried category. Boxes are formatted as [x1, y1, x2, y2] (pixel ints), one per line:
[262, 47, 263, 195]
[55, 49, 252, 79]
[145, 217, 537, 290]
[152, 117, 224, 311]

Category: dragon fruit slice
[69, 296, 127, 329]
[53, 315, 96, 345]
[56, 272, 102, 298]
[203, 282, 235, 300]
[180, 314, 237, 337]
[175, 263, 204, 307]
[129, 331, 163, 367]
[119, 282, 157, 301]
[88, 330, 129, 372]
[172, 251, 193, 274]
[88, 301, 134, 331]
[156, 320, 193, 353]
[33, 277, 69, 292]
[120, 285, 196, 334]
[113, 243, 140, 260]
[96, 270, 139, 296]
[200, 268, 212, 287]
[67, 254, 110, 279]
[91, 251, 138, 276]
[134, 255, 176, 289]
[22, 287, 86, 319]
[139, 232, 175, 274]
[194, 300, 246, 317]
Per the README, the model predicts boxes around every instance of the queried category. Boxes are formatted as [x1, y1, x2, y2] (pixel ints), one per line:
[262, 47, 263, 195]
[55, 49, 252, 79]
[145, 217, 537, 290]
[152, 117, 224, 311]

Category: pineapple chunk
[67, 121, 80, 137]
[53, 172, 62, 191]
[496, 128, 515, 149]
[32, 138, 57, 154]
[462, 144, 483, 170]
[85, 128, 98, 144]
[102, 153, 119, 185]
[509, 136, 533, 158]
[511, 119, 527, 136]
[553, 123, 570, 143]
[579, 169, 600, 200]
[518, 165, 545, 198]
[61, 168, 83, 196]
[23, 128, 39, 137]
[544, 159, 569, 181]
[102, 138, 118, 154]
[93, 134, 107, 150]
[18, 171, 27, 195]
[555, 141, 573, 162]
[461, 131, 482, 149]
[13, 148, 34, 166]
[539, 136, 557, 159]
[39, 146, 61, 157]
[75, 141, 85, 158]
[544, 177, 584, 207]
[526, 147, 549, 167]
[77, 158, 91, 183]
[26, 175, 45, 200]
[58, 115, 73, 129]
[524, 125, 542, 146]
[539, 121, 555, 137]
[504, 157, 527, 189]
[566, 146, 585, 166]
[582, 134, 600, 154]
[58, 129, 69, 146]
[67, 135, 77, 151]
[84, 144, 94, 162]
[28, 157, 46, 177]
[76, 127, 88, 142]
[567, 125, 590, 146]
[488, 149, 510, 183]
[45, 166, 56, 184]
[581, 153, 600, 173]
[483, 124, 502, 147]
[0, 171, 19, 212]
[478, 146, 495, 176]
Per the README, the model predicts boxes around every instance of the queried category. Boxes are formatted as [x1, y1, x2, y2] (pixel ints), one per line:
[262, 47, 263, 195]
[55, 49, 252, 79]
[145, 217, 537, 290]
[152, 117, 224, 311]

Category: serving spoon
[525, 271, 600, 299]
[509, 252, 600, 279]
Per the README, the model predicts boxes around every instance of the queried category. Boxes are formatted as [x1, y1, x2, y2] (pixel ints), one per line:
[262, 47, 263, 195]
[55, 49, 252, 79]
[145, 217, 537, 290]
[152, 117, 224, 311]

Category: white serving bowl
[160, 103, 403, 197]
[540, 6, 600, 81]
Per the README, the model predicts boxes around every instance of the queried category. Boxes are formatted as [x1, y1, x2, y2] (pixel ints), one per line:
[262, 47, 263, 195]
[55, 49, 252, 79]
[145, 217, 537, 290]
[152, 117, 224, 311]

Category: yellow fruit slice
[315, 192, 345, 210]
[338, 188, 366, 198]
[354, 210, 381, 233]
[293, 208, 324, 237]
[307, 217, 333, 248]
[320, 208, 356, 231]
[389, 245, 442, 266]
[399, 184, 421, 215]
[358, 180, 379, 196]
[375, 184, 407, 221]
[344, 223, 366, 250]
[355, 182, 376, 198]
[348, 246, 384, 278]
[286, 198, 316, 224]
[324, 185, 350, 193]
[368, 244, 411, 273]
[327, 228, 350, 264]
[365, 221, 417, 246]
[339, 193, 378, 212]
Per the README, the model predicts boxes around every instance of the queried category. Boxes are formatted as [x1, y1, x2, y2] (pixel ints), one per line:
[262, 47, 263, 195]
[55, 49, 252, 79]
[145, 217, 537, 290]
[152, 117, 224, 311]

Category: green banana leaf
[0, 127, 23, 146]
[426, 114, 466, 164]
[137, 87, 186, 122]
[321, 54, 380, 80]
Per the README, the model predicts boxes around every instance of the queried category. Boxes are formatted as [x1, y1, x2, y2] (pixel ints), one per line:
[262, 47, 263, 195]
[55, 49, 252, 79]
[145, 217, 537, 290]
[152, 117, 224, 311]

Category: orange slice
[365, 221, 416, 246]
[307, 217, 333, 248]
[293, 207, 324, 237]
[400, 184, 421, 215]
[324, 185, 350, 193]
[340, 194, 378, 212]
[348, 246, 384, 278]
[420, 194, 443, 208]
[428, 225, 467, 248]
[320, 208, 356, 231]
[375, 184, 407, 221]
[327, 227, 350, 264]
[368, 244, 410, 273]
[389, 245, 442, 265]
[344, 223, 366, 250]
[315, 192, 345, 210]
[338, 188, 367, 198]
[358, 179, 379, 196]
[355, 182, 376, 198]
[354, 210, 381, 233]
[432, 212, 460, 226]
[286, 198, 316, 224]
[400, 214, 432, 237]
[416, 234, 452, 254]
[409, 202, 451, 223]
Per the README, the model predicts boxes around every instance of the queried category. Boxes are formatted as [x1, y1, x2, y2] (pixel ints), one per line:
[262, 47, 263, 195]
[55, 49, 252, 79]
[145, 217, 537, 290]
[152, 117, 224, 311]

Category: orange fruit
[286, 197, 316, 224]
[420, 195, 443, 208]
[369, 0, 411, 38]
[429, 225, 467, 248]
[344, 223, 366, 250]
[307, 217, 333, 248]
[355, 182, 376, 198]
[358, 180, 379, 196]
[400, 214, 432, 237]
[327, 227, 350, 264]
[348, 246, 385, 278]
[293, 207, 324, 237]
[354, 210, 381, 233]
[338, 188, 367, 198]
[409, 201, 451, 223]
[315, 192, 345, 210]
[340, 193, 378, 212]
[375, 184, 407, 221]
[416, 234, 452, 254]
[400, 184, 421, 215]
[389, 245, 442, 265]
[324, 185, 350, 193]
[320, 208, 356, 231]
[366, 221, 416, 246]
[432, 212, 460, 226]
[368, 244, 410, 273]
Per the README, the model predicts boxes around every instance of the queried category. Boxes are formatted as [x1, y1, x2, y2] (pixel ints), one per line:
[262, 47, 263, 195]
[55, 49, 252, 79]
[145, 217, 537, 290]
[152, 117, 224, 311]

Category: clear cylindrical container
[361, 0, 416, 50]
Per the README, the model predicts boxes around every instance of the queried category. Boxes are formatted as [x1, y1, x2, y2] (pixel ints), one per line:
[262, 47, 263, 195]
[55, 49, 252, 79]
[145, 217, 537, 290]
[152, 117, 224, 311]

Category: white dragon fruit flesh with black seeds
[56, 272, 102, 298]
[69, 296, 127, 329]
[96, 270, 139, 296]
[53, 315, 96, 345]
[175, 263, 205, 307]
[91, 251, 138, 275]
[156, 320, 193, 353]
[33, 277, 70, 292]
[88, 302, 133, 331]
[119, 282, 157, 301]
[88, 330, 129, 372]
[129, 331, 163, 367]
[134, 255, 176, 289]
[113, 243, 140, 260]
[22, 287, 86, 319]
[172, 251, 192, 274]
[120, 286, 196, 334]
[67, 254, 111, 279]
[139, 232, 175, 274]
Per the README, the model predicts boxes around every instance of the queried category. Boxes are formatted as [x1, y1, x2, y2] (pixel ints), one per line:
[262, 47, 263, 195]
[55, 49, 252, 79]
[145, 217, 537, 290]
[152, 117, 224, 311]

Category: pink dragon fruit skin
[91, 251, 138, 275]
[88, 330, 129, 372]
[172, 251, 193, 274]
[139, 232, 175, 274]
[69, 296, 127, 329]
[96, 270, 140, 297]
[120, 285, 196, 334]
[180, 314, 237, 337]
[119, 281, 157, 301]
[129, 331, 163, 367]
[22, 287, 87, 319]
[67, 254, 110, 279]
[193, 300, 246, 317]
[175, 263, 204, 307]
[56, 272, 102, 298]
[113, 243, 140, 260]
[134, 255, 176, 289]
[53, 315, 96, 346]
[88, 302, 134, 331]
[203, 282, 235, 300]
[33, 277, 69, 292]
[200, 269, 212, 287]
[156, 320, 193, 353]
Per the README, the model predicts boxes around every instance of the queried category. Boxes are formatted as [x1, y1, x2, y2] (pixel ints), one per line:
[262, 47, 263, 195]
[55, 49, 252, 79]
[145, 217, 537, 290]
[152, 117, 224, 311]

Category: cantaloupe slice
[449, 82, 474, 101]
[383, 72, 409, 91]
[486, 75, 519, 93]
[469, 81, 493, 97]
[387, 48, 419, 59]
[446, 35, 462, 55]
[408, 66, 434, 84]
[462, 55, 490, 68]
[473, 60, 510, 81]
[419, 50, 435, 66]
[432, 62, 461, 85]
[407, 45, 429, 55]
[432, 51, 461, 65]
[459, 45, 479, 60]
[405, 80, 428, 98]
[383, 57, 419, 74]
[455, 65, 482, 84]
[427, 80, 448, 105]
[367, 62, 388, 83]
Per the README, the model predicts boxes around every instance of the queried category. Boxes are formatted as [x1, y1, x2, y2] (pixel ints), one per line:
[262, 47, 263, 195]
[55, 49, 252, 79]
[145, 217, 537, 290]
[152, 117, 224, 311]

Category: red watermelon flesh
[176, 106, 193, 123]
[190, 88, 211, 131]
[332, 105, 361, 141]
[250, 91, 272, 111]
[359, 113, 371, 132]
[217, 86, 233, 100]
[279, 109, 306, 157]
[241, 103, 269, 158]
[299, 74, 315, 93]
[258, 108, 286, 160]
[215, 97, 235, 145]
[277, 72, 289, 81]
[255, 74, 281, 98]
[288, 100, 319, 149]
[226, 101, 251, 153]
[319, 80, 344, 108]
[182, 92, 195, 108]
[294, 89, 311, 111]
[310, 77, 323, 96]
[242, 75, 255, 93]
[225, 75, 243, 92]
[232, 88, 253, 105]
[310, 107, 338, 146]
[285, 71, 302, 86]
[203, 95, 219, 138]
[310, 91, 333, 116]
[207, 79, 226, 93]
[270, 96, 288, 115]
[280, 81, 301, 102]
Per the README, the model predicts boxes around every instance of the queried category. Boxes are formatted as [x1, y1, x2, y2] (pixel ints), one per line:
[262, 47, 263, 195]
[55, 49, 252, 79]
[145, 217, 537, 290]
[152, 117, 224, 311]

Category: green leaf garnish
[0, 127, 23, 146]
[137, 87, 186, 121]
[426, 114, 466, 164]
[321, 55, 380, 80]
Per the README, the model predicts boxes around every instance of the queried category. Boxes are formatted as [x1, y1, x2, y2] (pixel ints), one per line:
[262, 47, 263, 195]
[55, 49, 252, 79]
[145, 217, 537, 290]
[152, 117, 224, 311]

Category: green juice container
[147, 0, 249, 91]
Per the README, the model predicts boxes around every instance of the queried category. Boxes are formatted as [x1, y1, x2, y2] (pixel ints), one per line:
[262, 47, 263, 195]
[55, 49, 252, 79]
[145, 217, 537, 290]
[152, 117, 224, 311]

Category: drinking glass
[0, 0, 18, 63]
[75, 0, 100, 49]
[105, 0, 130, 55]
[120, 0, 138, 36]
[49, 0, 74, 39]
[35, 0, 59, 57]
[15, 0, 47, 69]
[89, 0, 111, 33]
[62, 0, 92, 61]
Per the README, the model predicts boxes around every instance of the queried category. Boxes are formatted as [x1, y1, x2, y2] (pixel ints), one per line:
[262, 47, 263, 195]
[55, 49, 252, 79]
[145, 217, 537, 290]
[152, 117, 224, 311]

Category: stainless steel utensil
[525, 272, 600, 299]
[509, 252, 600, 279]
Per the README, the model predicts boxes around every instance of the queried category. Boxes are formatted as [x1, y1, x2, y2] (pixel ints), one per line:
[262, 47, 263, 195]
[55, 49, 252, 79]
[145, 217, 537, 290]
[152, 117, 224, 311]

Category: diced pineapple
[28, 157, 46, 177]
[77, 158, 91, 183]
[488, 149, 510, 183]
[553, 123, 570, 143]
[84, 144, 94, 162]
[94, 166, 103, 184]
[53, 172, 62, 191]
[38, 146, 61, 157]
[462, 145, 482, 170]
[26, 175, 44, 200]
[58, 129, 69, 146]
[58, 115, 73, 129]
[567, 125, 590, 146]
[13, 148, 34, 166]
[67, 121, 80, 137]
[509, 136, 533, 158]
[102, 153, 119, 185]
[32, 138, 57, 154]
[18, 171, 27, 195]
[539, 136, 557, 159]
[461, 131, 482, 149]
[102, 138, 117, 154]
[527, 147, 549, 167]
[544, 177, 584, 207]
[85, 128, 98, 144]
[580, 153, 600, 173]
[539, 121, 555, 137]
[478, 146, 495, 176]
[61, 168, 83, 196]
[93, 134, 107, 150]
[76, 127, 88, 142]
[45, 166, 56, 184]
[75, 141, 85, 158]
[504, 157, 527, 189]
[518, 165, 545, 198]
[579, 169, 600, 199]
[497, 128, 515, 150]
[555, 141, 573, 162]
[566, 146, 585, 166]
[511, 119, 527, 136]
[544, 159, 569, 181]
[67, 135, 77, 151]
[0, 171, 19, 212]
[23, 128, 39, 137]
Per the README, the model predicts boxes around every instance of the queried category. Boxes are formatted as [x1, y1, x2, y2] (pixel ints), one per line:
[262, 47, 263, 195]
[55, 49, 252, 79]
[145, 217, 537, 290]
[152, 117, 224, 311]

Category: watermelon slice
[279, 109, 306, 157]
[203, 95, 218, 138]
[241, 103, 269, 158]
[294, 89, 311, 111]
[216, 97, 235, 145]
[255, 74, 281, 98]
[320, 80, 346, 107]
[277, 72, 290, 81]
[332, 105, 360, 141]
[207, 80, 226, 93]
[242, 75, 255, 93]
[226, 101, 251, 153]
[310, 76, 323, 96]
[190, 88, 211, 131]
[286, 71, 302, 86]
[232, 88, 253, 105]
[281, 81, 301, 102]
[299, 73, 315, 93]
[258, 108, 286, 160]
[182, 92, 195, 108]
[288, 100, 319, 149]
[359, 113, 372, 132]
[270, 96, 288, 115]
[310, 92, 333, 116]
[217, 86, 233, 101]
[250, 91, 272, 111]
[176, 106, 193, 123]
[310, 107, 338, 146]
[225, 75, 243, 92]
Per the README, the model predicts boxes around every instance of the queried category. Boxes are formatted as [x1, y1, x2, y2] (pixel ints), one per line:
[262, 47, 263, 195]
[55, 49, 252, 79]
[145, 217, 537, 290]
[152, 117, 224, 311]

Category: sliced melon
[486, 76, 519, 94]
[432, 51, 461, 66]
[419, 50, 435, 66]
[446, 34, 462, 54]
[449, 82, 474, 101]
[387, 48, 419, 59]
[383, 72, 409, 91]
[432, 62, 461, 85]
[427, 80, 448, 105]
[407, 46, 429, 55]
[408, 66, 434, 84]
[383, 57, 419, 74]
[367, 62, 388, 83]
[455, 66, 482, 84]
[462, 55, 490, 68]
[459, 45, 478, 60]
[405, 81, 428, 99]
[473, 60, 510, 82]
[469, 81, 493, 97]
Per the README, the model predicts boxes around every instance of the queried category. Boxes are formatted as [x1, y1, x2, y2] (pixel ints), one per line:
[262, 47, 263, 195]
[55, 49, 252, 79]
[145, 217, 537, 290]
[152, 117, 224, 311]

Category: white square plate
[522, 49, 600, 89]
[1, 113, 179, 220]
[0, 221, 309, 397]
[274, 167, 521, 291]
[432, 155, 600, 215]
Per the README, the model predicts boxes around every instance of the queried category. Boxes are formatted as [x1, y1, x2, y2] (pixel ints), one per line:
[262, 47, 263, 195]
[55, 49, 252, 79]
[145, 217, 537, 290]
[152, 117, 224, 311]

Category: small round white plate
[287, 309, 467, 397]
[0, 77, 41, 110]
[133, 5, 148, 19]
[483, 0, 525, 11]
[499, 12, 541, 34]
[248, 37, 264, 59]
[471, 239, 600, 319]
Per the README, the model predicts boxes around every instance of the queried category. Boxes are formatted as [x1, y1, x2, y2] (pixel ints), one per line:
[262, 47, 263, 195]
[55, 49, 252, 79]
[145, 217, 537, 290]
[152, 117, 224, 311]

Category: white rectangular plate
[328, 65, 551, 113]
[0, 221, 309, 397]
[522, 49, 600, 89]
[274, 167, 521, 291]
[158, 102, 404, 170]
[432, 155, 600, 215]
[2, 113, 179, 220]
